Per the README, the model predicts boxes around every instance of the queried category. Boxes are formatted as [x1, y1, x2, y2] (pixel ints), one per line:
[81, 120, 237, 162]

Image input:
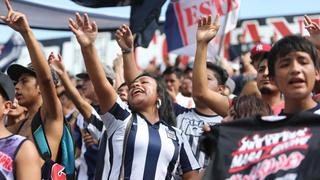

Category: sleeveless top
[0, 135, 26, 180]
[31, 109, 75, 180]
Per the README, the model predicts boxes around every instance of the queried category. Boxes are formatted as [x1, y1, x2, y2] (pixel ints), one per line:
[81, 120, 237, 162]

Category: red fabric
[250, 43, 272, 55]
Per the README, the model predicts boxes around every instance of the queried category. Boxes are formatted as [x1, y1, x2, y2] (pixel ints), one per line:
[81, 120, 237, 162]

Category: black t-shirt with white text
[202, 112, 320, 180]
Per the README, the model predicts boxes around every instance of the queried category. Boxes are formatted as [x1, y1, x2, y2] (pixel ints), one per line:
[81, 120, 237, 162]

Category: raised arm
[0, 0, 63, 124]
[49, 53, 93, 121]
[113, 54, 125, 90]
[304, 15, 320, 49]
[192, 16, 228, 117]
[115, 25, 141, 83]
[69, 13, 117, 114]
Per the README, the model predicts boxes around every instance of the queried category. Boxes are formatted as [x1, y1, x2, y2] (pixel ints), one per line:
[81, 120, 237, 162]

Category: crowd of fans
[0, 0, 320, 179]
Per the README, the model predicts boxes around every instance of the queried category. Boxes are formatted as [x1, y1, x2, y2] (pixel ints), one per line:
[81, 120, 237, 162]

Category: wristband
[121, 48, 132, 54]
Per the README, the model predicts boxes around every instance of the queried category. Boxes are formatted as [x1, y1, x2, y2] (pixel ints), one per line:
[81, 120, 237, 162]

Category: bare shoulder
[15, 140, 41, 180]
[16, 140, 40, 162]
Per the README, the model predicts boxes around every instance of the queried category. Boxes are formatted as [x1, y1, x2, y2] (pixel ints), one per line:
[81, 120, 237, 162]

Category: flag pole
[217, 10, 230, 64]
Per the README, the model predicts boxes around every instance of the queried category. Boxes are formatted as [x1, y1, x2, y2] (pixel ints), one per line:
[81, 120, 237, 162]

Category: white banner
[165, 0, 241, 58]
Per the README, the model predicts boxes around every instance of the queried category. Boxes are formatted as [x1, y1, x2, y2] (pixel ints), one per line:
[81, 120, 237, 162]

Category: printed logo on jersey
[166, 129, 177, 140]
[180, 117, 218, 137]
[227, 127, 312, 179]
[51, 163, 66, 180]
[0, 151, 12, 172]
[180, 118, 204, 137]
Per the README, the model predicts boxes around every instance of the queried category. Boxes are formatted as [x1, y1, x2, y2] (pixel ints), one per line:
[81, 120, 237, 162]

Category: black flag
[130, 0, 166, 48]
[71, 0, 166, 48]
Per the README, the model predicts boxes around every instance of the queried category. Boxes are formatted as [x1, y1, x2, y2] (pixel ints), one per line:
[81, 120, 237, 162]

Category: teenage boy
[268, 35, 320, 114]
[1, 1, 74, 178]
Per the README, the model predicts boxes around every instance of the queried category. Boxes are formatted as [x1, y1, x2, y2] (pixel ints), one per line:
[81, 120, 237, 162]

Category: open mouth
[288, 77, 305, 85]
[131, 88, 144, 96]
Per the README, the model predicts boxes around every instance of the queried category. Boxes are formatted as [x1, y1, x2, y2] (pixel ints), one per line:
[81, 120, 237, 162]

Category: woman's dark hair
[232, 95, 273, 119]
[206, 62, 229, 85]
[132, 73, 176, 126]
[268, 35, 320, 77]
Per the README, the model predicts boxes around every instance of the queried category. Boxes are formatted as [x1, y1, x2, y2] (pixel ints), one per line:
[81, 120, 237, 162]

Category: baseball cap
[0, 73, 15, 101]
[250, 43, 272, 56]
[250, 43, 272, 67]
[7, 63, 36, 82]
[76, 64, 115, 85]
[7, 63, 60, 85]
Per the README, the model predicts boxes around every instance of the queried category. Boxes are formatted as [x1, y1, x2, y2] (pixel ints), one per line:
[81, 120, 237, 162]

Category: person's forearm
[193, 42, 209, 98]
[80, 44, 117, 113]
[122, 51, 141, 83]
[114, 66, 125, 90]
[21, 30, 51, 82]
[21, 29, 61, 119]
[59, 72, 92, 120]
[81, 45, 108, 92]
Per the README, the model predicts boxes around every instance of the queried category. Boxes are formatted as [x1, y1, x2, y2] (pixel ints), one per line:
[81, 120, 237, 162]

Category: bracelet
[121, 48, 132, 54]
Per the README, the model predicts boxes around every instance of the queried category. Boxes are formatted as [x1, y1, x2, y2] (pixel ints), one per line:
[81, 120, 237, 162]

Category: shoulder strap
[60, 119, 75, 179]
[119, 114, 135, 180]
[31, 110, 52, 161]
[32, 109, 75, 179]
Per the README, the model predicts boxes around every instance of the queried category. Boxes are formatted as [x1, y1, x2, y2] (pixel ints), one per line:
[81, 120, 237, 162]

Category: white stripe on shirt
[95, 96, 200, 180]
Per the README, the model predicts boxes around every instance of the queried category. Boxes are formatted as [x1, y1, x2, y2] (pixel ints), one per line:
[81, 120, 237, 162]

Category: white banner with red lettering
[165, 0, 241, 58]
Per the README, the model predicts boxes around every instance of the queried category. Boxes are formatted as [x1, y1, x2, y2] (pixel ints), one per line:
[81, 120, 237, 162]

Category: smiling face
[128, 75, 158, 111]
[274, 51, 320, 100]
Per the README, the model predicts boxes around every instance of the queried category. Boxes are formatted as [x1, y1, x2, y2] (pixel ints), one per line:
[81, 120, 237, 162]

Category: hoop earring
[156, 99, 162, 109]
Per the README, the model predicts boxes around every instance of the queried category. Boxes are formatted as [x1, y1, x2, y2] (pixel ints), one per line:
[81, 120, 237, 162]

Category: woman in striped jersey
[68, 13, 200, 180]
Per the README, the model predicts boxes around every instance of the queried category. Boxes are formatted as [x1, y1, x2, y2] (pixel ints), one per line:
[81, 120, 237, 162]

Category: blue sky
[0, 0, 319, 43]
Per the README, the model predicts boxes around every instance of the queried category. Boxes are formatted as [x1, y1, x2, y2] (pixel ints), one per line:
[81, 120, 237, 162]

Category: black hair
[268, 35, 320, 77]
[117, 82, 128, 90]
[162, 66, 183, 79]
[132, 73, 176, 126]
[206, 62, 229, 85]
[251, 52, 268, 65]
[0, 86, 9, 101]
[232, 95, 273, 119]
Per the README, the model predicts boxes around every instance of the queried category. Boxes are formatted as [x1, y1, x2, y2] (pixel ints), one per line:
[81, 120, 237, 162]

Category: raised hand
[304, 15, 320, 37]
[0, 0, 30, 33]
[48, 52, 65, 76]
[196, 15, 220, 44]
[69, 13, 97, 48]
[115, 24, 134, 50]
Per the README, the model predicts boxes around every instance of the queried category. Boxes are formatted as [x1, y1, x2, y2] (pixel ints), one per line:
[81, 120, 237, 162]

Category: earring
[156, 99, 162, 109]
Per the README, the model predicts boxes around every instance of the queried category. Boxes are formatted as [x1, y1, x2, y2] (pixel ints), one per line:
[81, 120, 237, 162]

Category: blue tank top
[0, 135, 26, 180]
